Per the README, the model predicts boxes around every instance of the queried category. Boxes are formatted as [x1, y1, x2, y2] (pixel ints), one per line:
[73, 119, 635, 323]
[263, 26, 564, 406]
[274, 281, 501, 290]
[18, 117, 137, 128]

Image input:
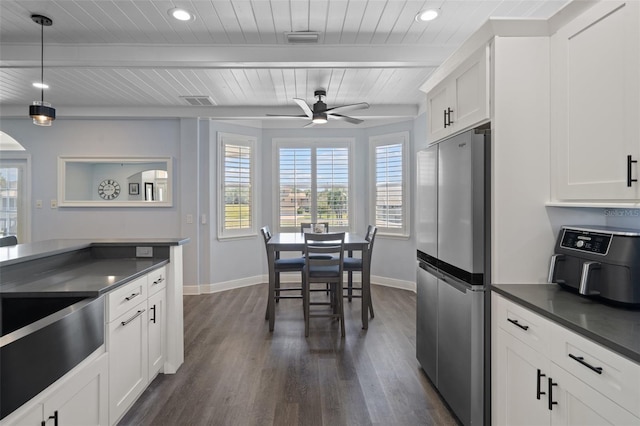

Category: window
[0, 155, 30, 243]
[370, 132, 409, 237]
[218, 133, 256, 239]
[276, 139, 352, 231]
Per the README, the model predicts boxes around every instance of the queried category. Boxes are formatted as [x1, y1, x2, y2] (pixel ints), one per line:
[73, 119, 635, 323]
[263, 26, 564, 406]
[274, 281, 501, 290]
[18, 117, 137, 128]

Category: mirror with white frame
[58, 157, 173, 207]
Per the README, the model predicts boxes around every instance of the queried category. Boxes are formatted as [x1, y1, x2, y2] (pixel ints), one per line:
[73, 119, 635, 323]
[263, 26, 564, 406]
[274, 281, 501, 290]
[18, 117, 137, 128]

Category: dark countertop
[0, 238, 189, 267]
[492, 284, 640, 364]
[0, 257, 169, 298]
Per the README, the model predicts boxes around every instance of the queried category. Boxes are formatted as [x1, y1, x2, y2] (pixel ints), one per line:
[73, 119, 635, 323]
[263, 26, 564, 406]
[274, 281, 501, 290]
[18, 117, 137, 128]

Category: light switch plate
[136, 246, 153, 257]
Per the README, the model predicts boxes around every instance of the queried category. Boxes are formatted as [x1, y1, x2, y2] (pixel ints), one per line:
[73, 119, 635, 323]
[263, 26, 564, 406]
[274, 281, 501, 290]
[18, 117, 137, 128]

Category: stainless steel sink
[0, 295, 105, 419]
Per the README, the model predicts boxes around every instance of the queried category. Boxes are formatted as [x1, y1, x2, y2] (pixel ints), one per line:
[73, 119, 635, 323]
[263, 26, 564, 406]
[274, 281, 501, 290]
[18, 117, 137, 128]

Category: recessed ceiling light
[415, 9, 439, 22]
[168, 8, 195, 22]
[33, 82, 49, 89]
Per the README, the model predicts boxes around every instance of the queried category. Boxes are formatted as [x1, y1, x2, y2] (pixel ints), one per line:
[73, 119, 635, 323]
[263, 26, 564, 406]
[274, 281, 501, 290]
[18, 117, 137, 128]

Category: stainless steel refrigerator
[416, 127, 490, 426]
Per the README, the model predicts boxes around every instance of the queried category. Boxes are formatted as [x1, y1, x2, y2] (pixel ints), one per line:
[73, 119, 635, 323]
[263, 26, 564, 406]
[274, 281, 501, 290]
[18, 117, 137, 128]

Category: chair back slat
[304, 232, 345, 277]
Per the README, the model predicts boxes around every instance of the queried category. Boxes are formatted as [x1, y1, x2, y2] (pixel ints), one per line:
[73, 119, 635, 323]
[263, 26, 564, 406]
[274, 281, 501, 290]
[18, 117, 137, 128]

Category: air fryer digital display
[560, 229, 612, 255]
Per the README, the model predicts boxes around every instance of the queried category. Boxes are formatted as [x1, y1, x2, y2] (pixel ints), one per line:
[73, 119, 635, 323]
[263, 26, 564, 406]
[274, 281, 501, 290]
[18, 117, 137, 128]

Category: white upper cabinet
[550, 0, 640, 203]
[425, 45, 490, 143]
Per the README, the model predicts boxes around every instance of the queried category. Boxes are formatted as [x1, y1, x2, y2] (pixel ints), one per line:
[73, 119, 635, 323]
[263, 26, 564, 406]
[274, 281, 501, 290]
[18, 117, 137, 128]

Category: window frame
[273, 138, 354, 233]
[217, 132, 257, 240]
[369, 131, 410, 238]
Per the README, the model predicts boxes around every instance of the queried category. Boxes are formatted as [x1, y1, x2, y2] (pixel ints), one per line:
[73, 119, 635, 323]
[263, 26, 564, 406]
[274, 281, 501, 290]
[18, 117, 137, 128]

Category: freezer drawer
[416, 262, 438, 384]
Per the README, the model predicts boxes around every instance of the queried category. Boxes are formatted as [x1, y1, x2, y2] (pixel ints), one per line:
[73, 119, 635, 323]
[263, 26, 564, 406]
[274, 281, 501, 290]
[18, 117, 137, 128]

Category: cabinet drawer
[147, 266, 167, 296]
[107, 276, 148, 322]
[550, 326, 640, 417]
[495, 294, 552, 355]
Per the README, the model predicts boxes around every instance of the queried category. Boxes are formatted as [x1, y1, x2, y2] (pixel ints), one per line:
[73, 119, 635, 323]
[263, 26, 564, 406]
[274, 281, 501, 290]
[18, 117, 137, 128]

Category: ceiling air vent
[285, 31, 321, 44]
[180, 96, 215, 106]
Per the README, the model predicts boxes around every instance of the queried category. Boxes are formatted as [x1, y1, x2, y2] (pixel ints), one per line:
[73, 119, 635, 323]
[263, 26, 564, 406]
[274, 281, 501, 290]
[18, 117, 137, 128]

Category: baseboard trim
[184, 274, 416, 295]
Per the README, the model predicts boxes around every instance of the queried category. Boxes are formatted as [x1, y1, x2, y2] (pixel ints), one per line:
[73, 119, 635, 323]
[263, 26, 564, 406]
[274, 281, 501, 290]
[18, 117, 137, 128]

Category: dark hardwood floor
[119, 284, 458, 426]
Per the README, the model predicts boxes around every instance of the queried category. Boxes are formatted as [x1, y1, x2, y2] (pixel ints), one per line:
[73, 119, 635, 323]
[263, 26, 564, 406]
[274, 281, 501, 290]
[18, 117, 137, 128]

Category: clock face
[98, 179, 121, 200]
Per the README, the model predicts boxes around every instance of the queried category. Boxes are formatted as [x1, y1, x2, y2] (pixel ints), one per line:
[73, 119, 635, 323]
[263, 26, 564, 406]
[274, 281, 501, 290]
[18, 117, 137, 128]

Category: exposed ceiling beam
[0, 44, 450, 69]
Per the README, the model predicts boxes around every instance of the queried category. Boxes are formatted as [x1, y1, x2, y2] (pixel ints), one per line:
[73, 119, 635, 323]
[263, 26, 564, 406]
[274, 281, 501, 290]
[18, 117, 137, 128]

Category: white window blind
[218, 133, 256, 239]
[370, 132, 409, 236]
[277, 140, 351, 231]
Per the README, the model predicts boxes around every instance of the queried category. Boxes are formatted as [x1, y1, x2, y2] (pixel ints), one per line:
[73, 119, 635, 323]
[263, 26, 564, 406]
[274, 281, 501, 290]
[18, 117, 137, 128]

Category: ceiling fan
[267, 90, 369, 127]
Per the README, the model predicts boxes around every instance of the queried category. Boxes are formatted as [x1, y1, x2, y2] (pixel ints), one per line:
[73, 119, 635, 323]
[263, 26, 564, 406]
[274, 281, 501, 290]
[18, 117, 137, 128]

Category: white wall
[0, 118, 182, 240]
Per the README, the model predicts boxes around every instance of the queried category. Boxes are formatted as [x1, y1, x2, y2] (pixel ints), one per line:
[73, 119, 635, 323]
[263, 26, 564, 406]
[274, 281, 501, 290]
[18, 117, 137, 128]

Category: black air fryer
[548, 225, 640, 307]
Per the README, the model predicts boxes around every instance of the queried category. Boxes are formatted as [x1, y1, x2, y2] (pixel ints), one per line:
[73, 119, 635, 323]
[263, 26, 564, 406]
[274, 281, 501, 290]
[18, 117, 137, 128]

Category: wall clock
[98, 179, 121, 200]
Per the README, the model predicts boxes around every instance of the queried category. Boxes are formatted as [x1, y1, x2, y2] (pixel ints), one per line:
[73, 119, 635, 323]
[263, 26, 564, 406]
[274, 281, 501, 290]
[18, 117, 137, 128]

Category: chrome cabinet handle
[150, 305, 157, 324]
[152, 276, 165, 285]
[121, 309, 145, 326]
[125, 292, 140, 301]
[569, 353, 603, 374]
[627, 155, 637, 187]
[507, 318, 529, 331]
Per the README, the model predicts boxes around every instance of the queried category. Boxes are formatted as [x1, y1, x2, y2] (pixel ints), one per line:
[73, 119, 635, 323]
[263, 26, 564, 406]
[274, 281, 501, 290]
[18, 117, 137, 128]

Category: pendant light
[29, 14, 55, 126]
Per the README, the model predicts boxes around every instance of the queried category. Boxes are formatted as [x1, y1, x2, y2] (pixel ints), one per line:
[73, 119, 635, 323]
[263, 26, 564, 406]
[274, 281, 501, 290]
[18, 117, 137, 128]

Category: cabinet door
[549, 363, 640, 426]
[43, 354, 108, 426]
[494, 328, 550, 426]
[108, 303, 148, 425]
[148, 290, 166, 380]
[451, 46, 490, 133]
[551, 1, 640, 201]
[427, 82, 452, 142]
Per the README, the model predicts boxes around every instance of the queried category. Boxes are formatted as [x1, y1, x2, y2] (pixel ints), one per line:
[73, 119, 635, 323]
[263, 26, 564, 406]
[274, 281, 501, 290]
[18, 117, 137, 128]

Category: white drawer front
[147, 266, 167, 296]
[107, 276, 148, 322]
[495, 294, 552, 356]
[550, 325, 640, 418]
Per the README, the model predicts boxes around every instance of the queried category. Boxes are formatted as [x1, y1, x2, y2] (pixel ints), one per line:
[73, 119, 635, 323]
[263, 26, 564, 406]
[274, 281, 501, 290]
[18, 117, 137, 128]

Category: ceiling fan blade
[293, 98, 314, 118]
[328, 114, 363, 125]
[303, 121, 318, 128]
[325, 102, 369, 114]
[265, 114, 309, 119]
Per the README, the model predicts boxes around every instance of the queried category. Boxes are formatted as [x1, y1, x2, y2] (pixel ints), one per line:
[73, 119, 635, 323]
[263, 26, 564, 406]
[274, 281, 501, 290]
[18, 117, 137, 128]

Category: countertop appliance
[549, 225, 640, 307]
[416, 127, 490, 426]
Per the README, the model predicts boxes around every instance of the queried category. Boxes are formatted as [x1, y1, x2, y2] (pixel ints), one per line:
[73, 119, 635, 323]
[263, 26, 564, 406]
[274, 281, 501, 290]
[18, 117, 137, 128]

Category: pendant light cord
[40, 19, 44, 102]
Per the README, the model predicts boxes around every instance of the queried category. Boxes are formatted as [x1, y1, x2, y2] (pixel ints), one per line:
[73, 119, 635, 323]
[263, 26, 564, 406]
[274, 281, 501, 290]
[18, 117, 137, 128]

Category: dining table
[266, 232, 372, 332]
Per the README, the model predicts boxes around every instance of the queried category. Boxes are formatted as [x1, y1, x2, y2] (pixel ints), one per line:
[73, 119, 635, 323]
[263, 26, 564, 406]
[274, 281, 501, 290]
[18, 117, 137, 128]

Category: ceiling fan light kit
[267, 89, 369, 127]
[29, 14, 55, 127]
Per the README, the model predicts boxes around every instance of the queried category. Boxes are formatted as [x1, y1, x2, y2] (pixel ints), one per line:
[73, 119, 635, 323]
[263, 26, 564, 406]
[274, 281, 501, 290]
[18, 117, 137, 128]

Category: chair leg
[304, 277, 310, 337]
[275, 274, 281, 303]
[347, 271, 353, 302]
[338, 282, 345, 337]
[368, 293, 375, 318]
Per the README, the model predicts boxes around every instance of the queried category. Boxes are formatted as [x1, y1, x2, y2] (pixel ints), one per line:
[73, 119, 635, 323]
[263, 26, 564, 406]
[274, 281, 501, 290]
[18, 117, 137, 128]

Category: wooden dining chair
[260, 226, 305, 320]
[343, 225, 377, 318]
[303, 232, 346, 337]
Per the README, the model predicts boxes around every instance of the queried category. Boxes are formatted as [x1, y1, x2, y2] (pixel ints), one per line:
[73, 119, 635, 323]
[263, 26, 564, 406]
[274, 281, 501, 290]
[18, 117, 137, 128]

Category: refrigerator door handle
[440, 274, 469, 294]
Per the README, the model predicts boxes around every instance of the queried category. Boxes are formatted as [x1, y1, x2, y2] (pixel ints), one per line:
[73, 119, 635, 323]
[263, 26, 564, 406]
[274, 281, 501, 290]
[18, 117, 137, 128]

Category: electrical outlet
[50, 199, 58, 208]
[136, 246, 153, 258]
[186, 214, 194, 224]
[35, 200, 43, 208]
[201, 214, 207, 224]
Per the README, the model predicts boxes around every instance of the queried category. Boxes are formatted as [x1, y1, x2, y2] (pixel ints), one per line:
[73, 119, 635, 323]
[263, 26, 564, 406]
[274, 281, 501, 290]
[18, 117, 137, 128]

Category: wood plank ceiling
[0, 0, 569, 126]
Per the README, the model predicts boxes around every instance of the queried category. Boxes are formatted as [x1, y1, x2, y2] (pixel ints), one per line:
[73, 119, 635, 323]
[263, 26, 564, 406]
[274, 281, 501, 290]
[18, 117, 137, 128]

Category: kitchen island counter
[492, 284, 640, 363]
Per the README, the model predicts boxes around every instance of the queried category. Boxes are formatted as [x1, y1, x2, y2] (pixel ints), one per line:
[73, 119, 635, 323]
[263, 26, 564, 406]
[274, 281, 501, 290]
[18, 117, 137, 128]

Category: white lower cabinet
[147, 288, 166, 380]
[107, 266, 166, 425]
[495, 328, 551, 425]
[3, 352, 108, 426]
[107, 301, 149, 425]
[493, 293, 640, 426]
